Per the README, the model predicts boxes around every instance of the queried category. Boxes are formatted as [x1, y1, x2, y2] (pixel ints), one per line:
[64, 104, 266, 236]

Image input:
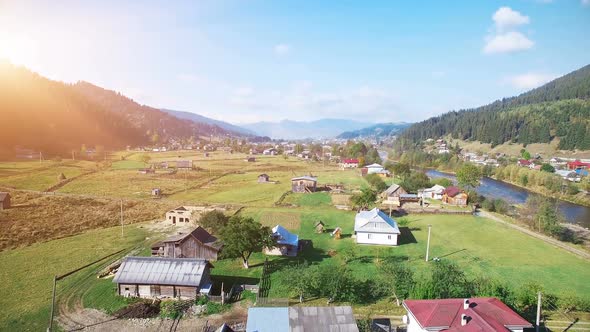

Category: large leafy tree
[350, 187, 377, 211]
[379, 262, 414, 306]
[196, 210, 229, 234]
[219, 216, 274, 269]
[456, 163, 482, 188]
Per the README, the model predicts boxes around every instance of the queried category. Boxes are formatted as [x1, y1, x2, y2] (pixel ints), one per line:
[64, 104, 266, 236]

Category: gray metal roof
[246, 306, 359, 332]
[291, 176, 317, 182]
[113, 256, 211, 286]
[354, 208, 400, 234]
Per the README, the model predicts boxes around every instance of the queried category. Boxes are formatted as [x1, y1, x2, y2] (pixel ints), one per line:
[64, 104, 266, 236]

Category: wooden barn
[258, 174, 270, 183]
[176, 160, 192, 170]
[113, 256, 213, 299]
[151, 226, 222, 260]
[0, 192, 10, 211]
[442, 186, 468, 207]
[291, 176, 317, 193]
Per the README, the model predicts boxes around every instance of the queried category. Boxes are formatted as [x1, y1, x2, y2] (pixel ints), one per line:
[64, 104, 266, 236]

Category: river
[425, 169, 590, 227]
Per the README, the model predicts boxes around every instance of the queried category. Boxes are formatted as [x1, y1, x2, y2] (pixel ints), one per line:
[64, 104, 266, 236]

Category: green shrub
[205, 301, 230, 315]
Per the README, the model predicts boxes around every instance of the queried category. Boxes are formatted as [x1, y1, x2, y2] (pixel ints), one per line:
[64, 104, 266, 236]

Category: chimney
[461, 314, 468, 326]
[463, 298, 470, 310]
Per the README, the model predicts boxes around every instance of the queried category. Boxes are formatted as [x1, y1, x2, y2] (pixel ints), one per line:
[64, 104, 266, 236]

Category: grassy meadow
[1, 150, 590, 330]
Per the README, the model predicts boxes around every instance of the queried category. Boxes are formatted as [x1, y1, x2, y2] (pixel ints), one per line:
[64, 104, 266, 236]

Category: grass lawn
[0, 160, 97, 191]
[110, 159, 146, 170]
[0, 225, 150, 332]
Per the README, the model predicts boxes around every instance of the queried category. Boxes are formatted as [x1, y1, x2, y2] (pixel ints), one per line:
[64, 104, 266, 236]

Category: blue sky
[0, 0, 589, 124]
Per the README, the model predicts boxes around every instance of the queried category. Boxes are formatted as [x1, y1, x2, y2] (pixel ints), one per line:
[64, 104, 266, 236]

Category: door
[172, 216, 176, 224]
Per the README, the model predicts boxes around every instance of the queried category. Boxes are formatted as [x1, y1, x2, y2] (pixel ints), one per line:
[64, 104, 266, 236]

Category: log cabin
[0, 192, 10, 210]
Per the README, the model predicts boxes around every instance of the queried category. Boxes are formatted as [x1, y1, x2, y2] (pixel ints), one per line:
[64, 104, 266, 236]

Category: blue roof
[246, 307, 289, 332]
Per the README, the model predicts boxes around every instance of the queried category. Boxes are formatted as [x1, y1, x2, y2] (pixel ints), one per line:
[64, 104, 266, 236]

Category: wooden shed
[151, 188, 161, 197]
[331, 227, 342, 239]
[291, 176, 317, 193]
[314, 221, 325, 233]
[0, 192, 10, 211]
[442, 186, 468, 207]
[151, 226, 223, 261]
[258, 174, 270, 183]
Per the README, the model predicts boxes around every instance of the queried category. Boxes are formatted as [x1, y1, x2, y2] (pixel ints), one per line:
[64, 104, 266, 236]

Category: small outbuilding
[442, 186, 469, 207]
[314, 221, 325, 233]
[291, 176, 317, 193]
[151, 188, 162, 197]
[265, 225, 299, 256]
[258, 174, 270, 183]
[331, 227, 342, 239]
[0, 192, 11, 211]
[113, 256, 213, 299]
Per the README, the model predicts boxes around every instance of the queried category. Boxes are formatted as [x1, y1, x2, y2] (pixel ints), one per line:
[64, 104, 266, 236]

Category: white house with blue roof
[354, 208, 401, 246]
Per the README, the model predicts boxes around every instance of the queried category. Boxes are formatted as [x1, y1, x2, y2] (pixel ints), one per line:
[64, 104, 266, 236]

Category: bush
[482, 199, 495, 212]
[205, 301, 230, 315]
[160, 300, 186, 319]
[365, 174, 388, 191]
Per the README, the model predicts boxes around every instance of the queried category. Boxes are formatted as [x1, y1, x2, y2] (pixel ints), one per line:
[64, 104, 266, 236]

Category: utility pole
[120, 200, 124, 237]
[536, 291, 542, 332]
[425, 224, 432, 262]
[47, 275, 57, 332]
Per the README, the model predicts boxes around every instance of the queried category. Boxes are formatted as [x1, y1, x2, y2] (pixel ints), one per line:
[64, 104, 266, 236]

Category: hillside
[0, 63, 239, 158]
[241, 118, 374, 139]
[337, 122, 411, 139]
[161, 108, 255, 136]
[398, 64, 590, 150]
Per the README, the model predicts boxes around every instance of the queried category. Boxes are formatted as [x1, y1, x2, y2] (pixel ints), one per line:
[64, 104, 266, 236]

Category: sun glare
[0, 34, 35, 67]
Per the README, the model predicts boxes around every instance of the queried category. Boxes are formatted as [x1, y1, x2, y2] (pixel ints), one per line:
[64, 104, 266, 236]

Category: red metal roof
[568, 160, 590, 168]
[343, 159, 359, 164]
[443, 186, 461, 197]
[517, 159, 531, 166]
[403, 298, 532, 331]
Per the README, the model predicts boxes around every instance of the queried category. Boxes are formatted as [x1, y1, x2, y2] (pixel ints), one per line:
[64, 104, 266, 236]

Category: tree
[430, 261, 470, 299]
[365, 174, 388, 191]
[432, 177, 453, 187]
[522, 150, 531, 160]
[350, 187, 377, 210]
[391, 163, 411, 180]
[380, 262, 414, 305]
[535, 199, 561, 236]
[219, 216, 274, 268]
[540, 163, 555, 173]
[197, 210, 229, 234]
[400, 172, 431, 193]
[456, 163, 482, 188]
[283, 263, 317, 303]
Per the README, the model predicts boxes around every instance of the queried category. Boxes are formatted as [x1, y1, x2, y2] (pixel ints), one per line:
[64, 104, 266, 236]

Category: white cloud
[483, 31, 534, 54]
[493, 7, 530, 32]
[505, 72, 556, 90]
[273, 43, 291, 55]
[483, 7, 534, 54]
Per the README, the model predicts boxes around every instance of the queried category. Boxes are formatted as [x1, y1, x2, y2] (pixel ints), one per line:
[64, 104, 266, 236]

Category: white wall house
[354, 208, 400, 246]
[420, 184, 445, 200]
[165, 206, 219, 225]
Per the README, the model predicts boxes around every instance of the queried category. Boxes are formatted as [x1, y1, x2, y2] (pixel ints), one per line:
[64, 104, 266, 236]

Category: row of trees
[274, 259, 590, 318]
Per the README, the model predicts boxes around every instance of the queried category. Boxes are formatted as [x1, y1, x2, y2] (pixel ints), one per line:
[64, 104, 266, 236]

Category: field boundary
[476, 211, 590, 260]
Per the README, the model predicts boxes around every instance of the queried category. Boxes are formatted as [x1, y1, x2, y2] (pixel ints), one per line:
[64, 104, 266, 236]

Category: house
[165, 206, 202, 225]
[263, 148, 278, 155]
[354, 208, 401, 246]
[176, 160, 192, 170]
[151, 188, 161, 197]
[265, 225, 299, 256]
[567, 160, 590, 171]
[0, 192, 11, 210]
[556, 170, 580, 182]
[246, 306, 359, 332]
[442, 186, 468, 207]
[381, 184, 407, 206]
[340, 159, 359, 169]
[113, 256, 213, 299]
[362, 163, 391, 177]
[549, 157, 567, 168]
[151, 226, 222, 260]
[291, 176, 317, 193]
[314, 221, 325, 233]
[258, 174, 270, 183]
[245, 157, 256, 162]
[420, 184, 445, 200]
[517, 159, 531, 167]
[402, 298, 533, 332]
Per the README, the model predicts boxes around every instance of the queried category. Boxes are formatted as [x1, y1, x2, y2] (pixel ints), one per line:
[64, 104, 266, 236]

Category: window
[179, 218, 184, 222]
[388, 235, 392, 240]
[367, 234, 372, 239]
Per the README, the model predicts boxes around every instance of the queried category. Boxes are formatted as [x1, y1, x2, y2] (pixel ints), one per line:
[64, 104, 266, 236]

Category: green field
[1, 151, 590, 330]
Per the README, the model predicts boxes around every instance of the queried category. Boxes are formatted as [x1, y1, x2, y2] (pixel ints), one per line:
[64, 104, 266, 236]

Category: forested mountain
[337, 122, 411, 139]
[397, 64, 590, 151]
[161, 109, 255, 136]
[0, 63, 240, 158]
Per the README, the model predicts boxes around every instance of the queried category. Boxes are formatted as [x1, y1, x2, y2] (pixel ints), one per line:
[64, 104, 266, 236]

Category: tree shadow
[437, 248, 467, 259]
[398, 227, 417, 245]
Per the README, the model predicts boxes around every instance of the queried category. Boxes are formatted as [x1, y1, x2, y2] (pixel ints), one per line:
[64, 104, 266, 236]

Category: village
[2, 142, 589, 332]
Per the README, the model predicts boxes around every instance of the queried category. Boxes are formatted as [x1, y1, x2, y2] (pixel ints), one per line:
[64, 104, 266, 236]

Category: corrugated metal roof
[272, 225, 299, 247]
[246, 307, 289, 332]
[113, 256, 211, 286]
[354, 208, 400, 234]
[291, 176, 317, 182]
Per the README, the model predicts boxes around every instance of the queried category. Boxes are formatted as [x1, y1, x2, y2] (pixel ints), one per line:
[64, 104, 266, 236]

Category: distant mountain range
[398, 63, 590, 151]
[161, 109, 255, 136]
[240, 119, 375, 139]
[337, 122, 412, 139]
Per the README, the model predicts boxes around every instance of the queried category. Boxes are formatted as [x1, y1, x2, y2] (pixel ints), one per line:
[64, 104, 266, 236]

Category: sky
[0, 0, 589, 124]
